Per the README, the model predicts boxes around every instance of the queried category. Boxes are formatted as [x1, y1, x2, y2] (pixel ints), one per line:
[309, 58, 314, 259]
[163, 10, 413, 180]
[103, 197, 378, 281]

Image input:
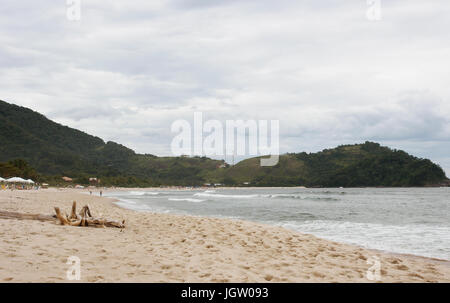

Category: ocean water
[104, 188, 450, 260]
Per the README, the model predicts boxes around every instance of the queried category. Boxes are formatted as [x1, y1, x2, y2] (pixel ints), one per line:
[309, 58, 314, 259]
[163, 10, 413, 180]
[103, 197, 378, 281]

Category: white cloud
[0, 0, 450, 174]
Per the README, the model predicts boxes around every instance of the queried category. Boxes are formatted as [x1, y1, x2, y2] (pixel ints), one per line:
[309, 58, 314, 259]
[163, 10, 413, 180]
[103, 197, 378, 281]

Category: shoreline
[0, 189, 449, 282]
[78, 186, 450, 190]
[105, 188, 450, 263]
[102, 187, 450, 262]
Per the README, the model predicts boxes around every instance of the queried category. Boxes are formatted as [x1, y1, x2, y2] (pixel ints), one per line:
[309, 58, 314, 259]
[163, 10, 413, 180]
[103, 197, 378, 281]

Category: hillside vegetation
[0, 100, 447, 187]
[0, 100, 224, 186]
[211, 142, 447, 187]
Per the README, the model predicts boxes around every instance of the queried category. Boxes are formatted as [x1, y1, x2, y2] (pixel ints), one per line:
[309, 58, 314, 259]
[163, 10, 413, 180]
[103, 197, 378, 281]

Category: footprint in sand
[199, 273, 211, 278]
[408, 272, 424, 279]
[387, 258, 400, 264]
[356, 253, 367, 261]
[396, 264, 409, 271]
[87, 275, 105, 282]
[312, 271, 325, 278]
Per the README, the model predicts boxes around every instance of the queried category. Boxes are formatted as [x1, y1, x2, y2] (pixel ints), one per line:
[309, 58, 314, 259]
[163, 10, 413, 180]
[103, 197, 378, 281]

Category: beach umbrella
[0, 177, 5, 182]
[6, 177, 27, 183]
[26, 179, 35, 184]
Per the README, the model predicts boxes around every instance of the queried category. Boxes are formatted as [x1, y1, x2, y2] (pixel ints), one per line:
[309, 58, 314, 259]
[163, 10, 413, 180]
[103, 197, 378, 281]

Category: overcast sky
[1, 0, 450, 175]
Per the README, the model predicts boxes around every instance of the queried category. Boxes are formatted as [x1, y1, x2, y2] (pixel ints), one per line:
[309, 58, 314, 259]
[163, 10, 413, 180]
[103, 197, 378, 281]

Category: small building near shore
[89, 178, 100, 186]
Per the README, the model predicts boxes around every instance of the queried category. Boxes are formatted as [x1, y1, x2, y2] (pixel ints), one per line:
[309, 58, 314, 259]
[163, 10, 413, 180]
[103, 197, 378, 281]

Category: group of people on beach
[89, 190, 103, 196]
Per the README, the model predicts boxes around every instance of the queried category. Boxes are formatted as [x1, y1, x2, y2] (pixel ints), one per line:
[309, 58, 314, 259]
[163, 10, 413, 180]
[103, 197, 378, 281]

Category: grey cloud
[1, 0, 450, 174]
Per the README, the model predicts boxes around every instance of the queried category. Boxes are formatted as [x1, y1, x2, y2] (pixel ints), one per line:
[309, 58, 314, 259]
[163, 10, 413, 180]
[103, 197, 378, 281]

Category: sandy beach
[0, 188, 449, 283]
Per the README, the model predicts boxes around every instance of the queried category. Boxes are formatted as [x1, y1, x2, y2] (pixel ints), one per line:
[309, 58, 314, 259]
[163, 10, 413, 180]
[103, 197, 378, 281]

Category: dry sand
[0, 189, 449, 282]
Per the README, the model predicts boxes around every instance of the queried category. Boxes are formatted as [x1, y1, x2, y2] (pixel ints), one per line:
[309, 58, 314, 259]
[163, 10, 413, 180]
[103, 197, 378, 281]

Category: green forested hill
[0, 100, 447, 187]
[209, 142, 448, 187]
[0, 100, 224, 186]
[0, 100, 104, 175]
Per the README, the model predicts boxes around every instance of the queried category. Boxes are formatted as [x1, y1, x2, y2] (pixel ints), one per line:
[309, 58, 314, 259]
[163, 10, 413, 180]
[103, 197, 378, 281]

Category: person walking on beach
[100, 190, 103, 197]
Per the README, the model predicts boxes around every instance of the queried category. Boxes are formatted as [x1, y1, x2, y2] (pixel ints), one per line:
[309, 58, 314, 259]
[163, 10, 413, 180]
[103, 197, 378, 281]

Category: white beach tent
[0, 177, 5, 182]
[6, 177, 27, 183]
[26, 179, 35, 184]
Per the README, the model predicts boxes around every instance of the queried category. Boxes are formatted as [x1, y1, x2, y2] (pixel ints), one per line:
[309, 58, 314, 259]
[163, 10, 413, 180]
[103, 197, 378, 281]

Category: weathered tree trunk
[69, 201, 78, 220]
[0, 202, 125, 229]
[79, 205, 92, 218]
[54, 207, 82, 226]
[54, 202, 125, 228]
[0, 211, 54, 222]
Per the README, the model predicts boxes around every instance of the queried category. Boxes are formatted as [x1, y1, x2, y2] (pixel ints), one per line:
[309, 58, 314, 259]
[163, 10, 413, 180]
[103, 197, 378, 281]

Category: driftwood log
[0, 201, 124, 229]
[54, 201, 125, 228]
[0, 211, 54, 222]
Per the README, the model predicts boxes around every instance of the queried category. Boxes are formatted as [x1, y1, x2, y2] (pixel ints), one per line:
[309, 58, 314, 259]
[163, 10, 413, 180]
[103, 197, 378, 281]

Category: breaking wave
[168, 198, 205, 203]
